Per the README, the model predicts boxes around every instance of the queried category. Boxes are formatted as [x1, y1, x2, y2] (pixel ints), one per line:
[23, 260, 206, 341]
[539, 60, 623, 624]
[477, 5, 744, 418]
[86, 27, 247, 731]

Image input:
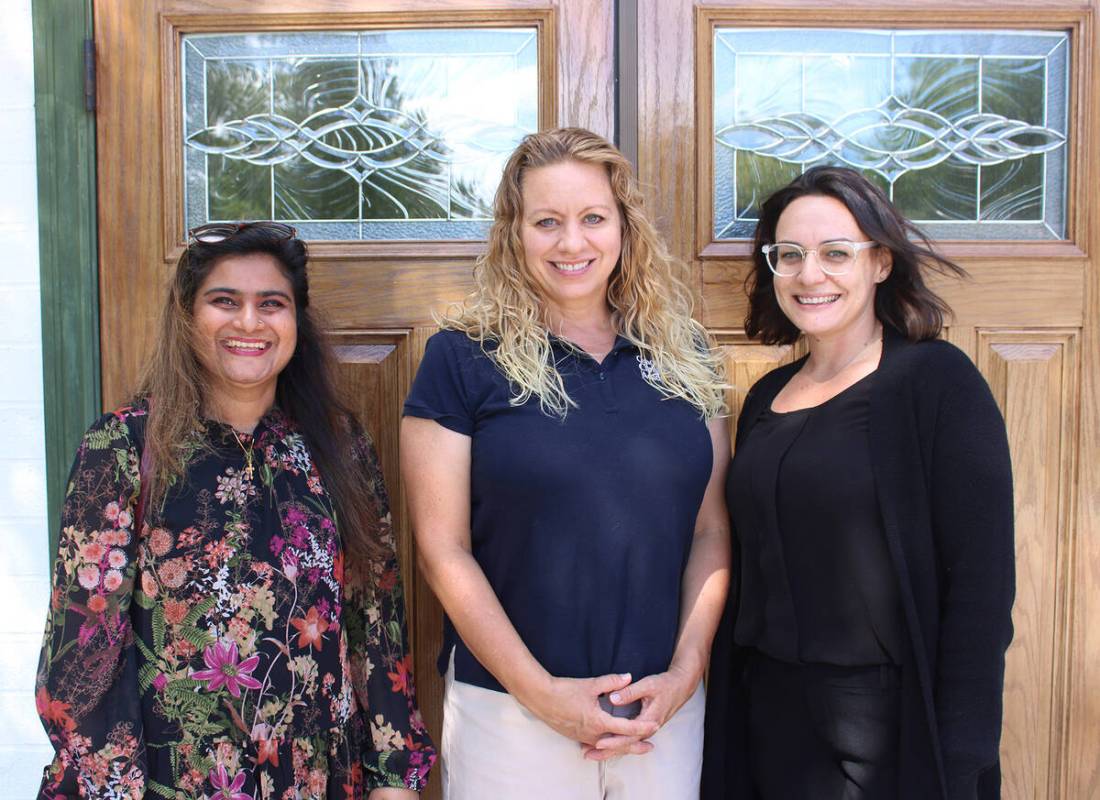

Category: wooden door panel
[704, 262, 1088, 331]
[96, 4, 613, 796]
[332, 331, 413, 493]
[311, 260, 478, 328]
[934, 264, 1086, 328]
[978, 331, 1079, 797]
[715, 333, 797, 439]
[331, 326, 447, 750]
[639, 1, 1100, 795]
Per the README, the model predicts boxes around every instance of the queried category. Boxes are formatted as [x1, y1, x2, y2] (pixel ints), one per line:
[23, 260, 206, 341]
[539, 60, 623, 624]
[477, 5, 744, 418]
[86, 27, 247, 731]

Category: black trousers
[744, 651, 901, 800]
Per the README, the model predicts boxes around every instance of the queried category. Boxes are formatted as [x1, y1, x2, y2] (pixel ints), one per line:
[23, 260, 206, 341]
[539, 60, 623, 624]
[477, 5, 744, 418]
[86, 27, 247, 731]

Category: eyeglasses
[761, 240, 879, 277]
[188, 221, 298, 244]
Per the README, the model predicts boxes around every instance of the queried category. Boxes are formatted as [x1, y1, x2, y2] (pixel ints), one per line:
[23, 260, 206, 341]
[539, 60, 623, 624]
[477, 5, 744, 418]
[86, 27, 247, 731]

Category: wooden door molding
[158, 8, 559, 265]
[693, 5, 1093, 262]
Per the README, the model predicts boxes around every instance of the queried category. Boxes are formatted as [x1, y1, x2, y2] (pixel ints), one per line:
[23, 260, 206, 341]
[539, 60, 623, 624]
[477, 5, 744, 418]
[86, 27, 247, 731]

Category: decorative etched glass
[182, 30, 539, 240]
[713, 29, 1069, 240]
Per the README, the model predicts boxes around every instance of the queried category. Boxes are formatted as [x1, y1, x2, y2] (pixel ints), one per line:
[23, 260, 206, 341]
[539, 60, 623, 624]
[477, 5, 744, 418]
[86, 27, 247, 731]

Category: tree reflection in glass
[712, 29, 1069, 240]
[182, 30, 537, 240]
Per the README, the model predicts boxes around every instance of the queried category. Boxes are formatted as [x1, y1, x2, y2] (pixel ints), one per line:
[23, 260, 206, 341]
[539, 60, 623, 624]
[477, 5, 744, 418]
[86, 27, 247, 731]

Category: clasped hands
[521, 665, 699, 761]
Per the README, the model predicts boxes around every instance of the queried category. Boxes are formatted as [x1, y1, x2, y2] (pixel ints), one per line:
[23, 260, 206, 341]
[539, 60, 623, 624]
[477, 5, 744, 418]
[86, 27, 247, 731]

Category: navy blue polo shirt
[403, 328, 712, 692]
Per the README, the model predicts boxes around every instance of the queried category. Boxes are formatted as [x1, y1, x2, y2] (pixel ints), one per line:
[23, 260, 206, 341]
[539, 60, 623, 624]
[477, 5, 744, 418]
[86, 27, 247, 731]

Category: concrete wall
[0, 0, 56, 795]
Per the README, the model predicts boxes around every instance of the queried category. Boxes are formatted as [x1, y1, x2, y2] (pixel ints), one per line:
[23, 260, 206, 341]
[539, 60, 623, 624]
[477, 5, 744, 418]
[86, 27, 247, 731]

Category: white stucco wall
[0, 0, 55, 795]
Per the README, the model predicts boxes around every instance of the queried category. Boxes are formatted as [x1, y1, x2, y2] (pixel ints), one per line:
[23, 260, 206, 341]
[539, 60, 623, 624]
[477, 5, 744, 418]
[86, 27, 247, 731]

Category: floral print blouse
[36, 401, 435, 799]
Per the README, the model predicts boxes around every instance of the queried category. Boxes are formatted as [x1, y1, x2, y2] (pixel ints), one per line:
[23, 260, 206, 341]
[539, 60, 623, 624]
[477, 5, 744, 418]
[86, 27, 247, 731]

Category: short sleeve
[403, 330, 478, 436]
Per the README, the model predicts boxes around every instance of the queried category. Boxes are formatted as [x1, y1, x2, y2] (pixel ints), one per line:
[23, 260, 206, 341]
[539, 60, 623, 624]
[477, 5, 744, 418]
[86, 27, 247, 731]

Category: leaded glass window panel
[713, 29, 1069, 240]
[182, 29, 539, 240]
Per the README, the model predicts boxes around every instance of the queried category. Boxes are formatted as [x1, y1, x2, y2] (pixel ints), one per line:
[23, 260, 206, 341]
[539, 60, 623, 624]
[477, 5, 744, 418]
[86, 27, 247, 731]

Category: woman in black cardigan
[702, 167, 1014, 799]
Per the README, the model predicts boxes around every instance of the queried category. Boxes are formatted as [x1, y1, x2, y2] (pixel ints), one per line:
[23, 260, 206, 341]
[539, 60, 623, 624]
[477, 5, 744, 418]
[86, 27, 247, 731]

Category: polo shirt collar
[548, 332, 637, 361]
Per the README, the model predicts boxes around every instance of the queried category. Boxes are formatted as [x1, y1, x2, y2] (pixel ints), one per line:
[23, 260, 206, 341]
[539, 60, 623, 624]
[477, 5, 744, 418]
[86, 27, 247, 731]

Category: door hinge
[83, 38, 95, 112]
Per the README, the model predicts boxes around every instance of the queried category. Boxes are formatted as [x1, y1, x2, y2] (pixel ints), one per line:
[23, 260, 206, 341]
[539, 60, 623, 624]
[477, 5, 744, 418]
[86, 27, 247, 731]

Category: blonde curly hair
[442, 127, 726, 419]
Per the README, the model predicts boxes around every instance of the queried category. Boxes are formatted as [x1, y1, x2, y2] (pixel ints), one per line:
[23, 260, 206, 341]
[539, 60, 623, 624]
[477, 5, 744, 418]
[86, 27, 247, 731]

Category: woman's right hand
[519, 672, 659, 751]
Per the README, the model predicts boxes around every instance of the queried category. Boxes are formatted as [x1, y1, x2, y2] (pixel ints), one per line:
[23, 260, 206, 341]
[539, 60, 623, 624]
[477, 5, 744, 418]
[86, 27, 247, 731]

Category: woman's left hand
[580, 663, 700, 760]
[368, 789, 418, 800]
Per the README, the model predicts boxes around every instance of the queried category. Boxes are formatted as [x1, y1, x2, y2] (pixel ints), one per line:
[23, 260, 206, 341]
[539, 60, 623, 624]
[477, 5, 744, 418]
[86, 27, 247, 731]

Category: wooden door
[637, 0, 1099, 796]
[94, 3, 613, 796]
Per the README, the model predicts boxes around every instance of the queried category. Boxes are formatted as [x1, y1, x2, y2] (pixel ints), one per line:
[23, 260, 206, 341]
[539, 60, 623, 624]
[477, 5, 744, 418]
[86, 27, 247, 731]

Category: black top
[729, 371, 903, 665]
[403, 329, 713, 692]
[703, 331, 1014, 800]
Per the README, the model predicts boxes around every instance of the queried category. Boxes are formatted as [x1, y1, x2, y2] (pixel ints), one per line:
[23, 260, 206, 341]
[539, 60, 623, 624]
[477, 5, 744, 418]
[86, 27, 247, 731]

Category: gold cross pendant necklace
[231, 430, 255, 481]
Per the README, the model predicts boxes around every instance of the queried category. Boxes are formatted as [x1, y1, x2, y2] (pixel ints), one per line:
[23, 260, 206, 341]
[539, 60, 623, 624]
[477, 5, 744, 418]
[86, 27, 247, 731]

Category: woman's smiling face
[192, 252, 297, 405]
[772, 194, 891, 343]
[519, 159, 622, 319]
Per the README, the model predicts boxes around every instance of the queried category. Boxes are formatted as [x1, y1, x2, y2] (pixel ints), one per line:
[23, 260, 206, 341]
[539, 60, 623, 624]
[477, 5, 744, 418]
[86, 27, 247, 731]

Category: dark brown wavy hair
[136, 224, 385, 563]
[745, 166, 966, 345]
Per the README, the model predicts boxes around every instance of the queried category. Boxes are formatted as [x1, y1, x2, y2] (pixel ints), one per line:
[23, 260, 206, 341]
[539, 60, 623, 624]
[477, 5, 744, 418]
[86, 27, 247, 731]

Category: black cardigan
[702, 330, 1015, 800]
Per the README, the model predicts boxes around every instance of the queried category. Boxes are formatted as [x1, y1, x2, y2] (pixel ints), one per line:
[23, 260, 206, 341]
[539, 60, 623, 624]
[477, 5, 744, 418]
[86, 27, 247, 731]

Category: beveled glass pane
[733, 55, 801, 121]
[208, 157, 271, 222]
[274, 160, 359, 222]
[894, 58, 979, 121]
[730, 153, 799, 231]
[712, 28, 1070, 241]
[182, 29, 539, 241]
[803, 55, 890, 122]
[982, 58, 1045, 125]
[893, 160, 978, 221]
[893, 30, 1064, 57]
[272, 59, 359, 120]
[981, 156, 1043, 221]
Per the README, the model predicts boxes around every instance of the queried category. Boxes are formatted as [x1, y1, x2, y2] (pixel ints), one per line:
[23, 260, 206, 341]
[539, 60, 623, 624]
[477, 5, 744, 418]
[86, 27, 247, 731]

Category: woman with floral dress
[36, 222, 435, 799]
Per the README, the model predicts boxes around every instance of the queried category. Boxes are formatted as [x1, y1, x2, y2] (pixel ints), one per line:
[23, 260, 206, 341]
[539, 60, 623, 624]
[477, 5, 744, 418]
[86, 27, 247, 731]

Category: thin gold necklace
[230, 430, 255, 481]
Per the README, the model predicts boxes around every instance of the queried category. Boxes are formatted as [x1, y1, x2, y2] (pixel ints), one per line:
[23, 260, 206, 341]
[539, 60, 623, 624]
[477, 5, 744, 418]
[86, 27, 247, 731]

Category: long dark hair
[745, 166, 966, 345]
[137, 224, 385, 563]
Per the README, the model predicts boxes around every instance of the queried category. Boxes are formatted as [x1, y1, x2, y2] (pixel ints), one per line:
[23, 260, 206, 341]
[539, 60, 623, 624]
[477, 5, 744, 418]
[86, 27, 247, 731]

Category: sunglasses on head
[187, 221, 298, 244]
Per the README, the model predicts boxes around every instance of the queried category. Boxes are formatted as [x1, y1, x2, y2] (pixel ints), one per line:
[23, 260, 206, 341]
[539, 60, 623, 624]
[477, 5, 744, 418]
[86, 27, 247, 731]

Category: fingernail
[621, 673, 631, 681]
[609, 692, 621, 703]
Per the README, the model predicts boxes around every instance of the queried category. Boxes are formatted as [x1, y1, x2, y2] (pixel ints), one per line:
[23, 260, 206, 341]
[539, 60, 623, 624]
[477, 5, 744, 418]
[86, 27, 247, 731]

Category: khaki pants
[441, 656, 705, 800]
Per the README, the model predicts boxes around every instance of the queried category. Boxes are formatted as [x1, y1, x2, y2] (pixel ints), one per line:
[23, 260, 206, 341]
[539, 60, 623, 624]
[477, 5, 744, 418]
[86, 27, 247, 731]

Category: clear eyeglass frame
[761, 239, 879, 277]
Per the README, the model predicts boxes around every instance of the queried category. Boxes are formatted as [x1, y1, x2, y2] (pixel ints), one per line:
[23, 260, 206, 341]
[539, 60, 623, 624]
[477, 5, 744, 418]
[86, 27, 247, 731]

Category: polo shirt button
[599, 372, 606, 381]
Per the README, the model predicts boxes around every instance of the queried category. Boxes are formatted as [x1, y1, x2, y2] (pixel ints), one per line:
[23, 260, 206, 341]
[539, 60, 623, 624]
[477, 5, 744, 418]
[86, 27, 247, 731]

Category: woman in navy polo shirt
[401, 128, 730, 799]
